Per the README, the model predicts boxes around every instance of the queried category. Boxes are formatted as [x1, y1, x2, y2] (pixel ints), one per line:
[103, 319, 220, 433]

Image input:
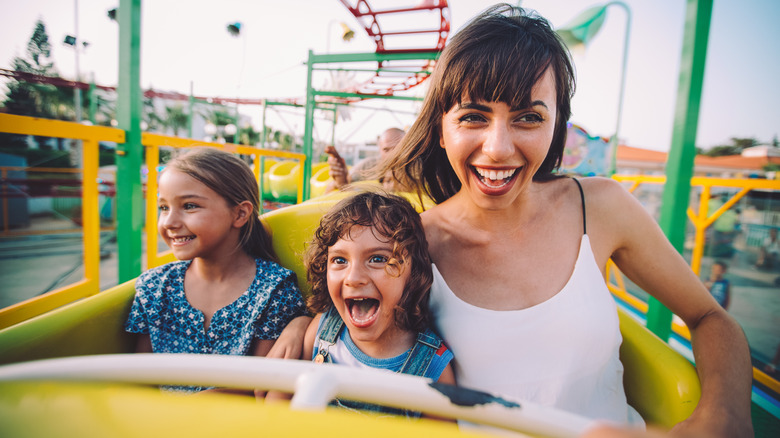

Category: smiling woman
[380, 4, 754, 437]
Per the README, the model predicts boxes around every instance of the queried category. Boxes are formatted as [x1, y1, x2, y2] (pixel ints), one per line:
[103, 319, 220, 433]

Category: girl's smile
[157, 169, 245, 261]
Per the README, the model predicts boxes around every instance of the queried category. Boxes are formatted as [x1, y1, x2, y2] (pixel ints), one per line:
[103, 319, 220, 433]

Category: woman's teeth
[474, 167, 517, 186]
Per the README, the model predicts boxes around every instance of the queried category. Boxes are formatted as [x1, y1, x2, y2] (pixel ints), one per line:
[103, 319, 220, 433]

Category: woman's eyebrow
[458, 102, 492, 112]
[458, 100, 550, 112]
[511, 100, 549, 111]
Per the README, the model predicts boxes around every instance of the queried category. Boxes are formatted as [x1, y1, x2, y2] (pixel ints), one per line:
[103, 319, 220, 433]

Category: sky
[1, 0, 779, 152]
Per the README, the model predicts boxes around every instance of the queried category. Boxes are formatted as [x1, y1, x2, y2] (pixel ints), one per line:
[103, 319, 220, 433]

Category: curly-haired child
[302, 191, 455, 418]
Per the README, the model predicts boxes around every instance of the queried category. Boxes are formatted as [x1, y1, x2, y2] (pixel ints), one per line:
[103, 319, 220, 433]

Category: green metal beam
[116, 0, 143, 282]
[187, 81, 194, 138]
[649, 0, 713, 340]
[313, 66, 432, 75]
[88, 79, 97, 124]
[264, 101, 304, 108]
[309, 51, 439, 64]
[314, 90, 423, 102]
[302, 50, 315, 201]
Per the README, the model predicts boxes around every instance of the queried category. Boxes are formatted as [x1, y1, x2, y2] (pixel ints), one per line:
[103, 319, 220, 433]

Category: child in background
[125, 148, 306, 392]
[705, 261, 731, 310]
[302, 191, 455, 417]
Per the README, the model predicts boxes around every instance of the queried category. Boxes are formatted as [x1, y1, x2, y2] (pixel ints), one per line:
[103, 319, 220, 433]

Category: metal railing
[609, 174, 780, 396]
[0, 113, 305, 329]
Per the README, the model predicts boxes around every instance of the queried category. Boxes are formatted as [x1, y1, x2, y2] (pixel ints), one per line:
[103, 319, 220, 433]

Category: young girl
[302, 191, 455, 417]
[124, 147, 306, 392]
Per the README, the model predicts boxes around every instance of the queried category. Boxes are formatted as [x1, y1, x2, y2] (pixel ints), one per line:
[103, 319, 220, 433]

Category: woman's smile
[439, 69, 557, 206]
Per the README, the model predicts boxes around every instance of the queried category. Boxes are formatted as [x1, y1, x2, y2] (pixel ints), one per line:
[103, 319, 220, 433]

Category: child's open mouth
[346, 298, 379, 328]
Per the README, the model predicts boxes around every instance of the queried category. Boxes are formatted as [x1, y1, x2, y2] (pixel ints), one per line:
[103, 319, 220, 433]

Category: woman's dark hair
[305, 190, 433, 333]
[165, 147, 278, 263]
[380, 4, 575, 204]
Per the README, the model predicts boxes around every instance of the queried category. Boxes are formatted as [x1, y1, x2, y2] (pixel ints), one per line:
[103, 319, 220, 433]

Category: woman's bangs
[438, 39, 550, 110]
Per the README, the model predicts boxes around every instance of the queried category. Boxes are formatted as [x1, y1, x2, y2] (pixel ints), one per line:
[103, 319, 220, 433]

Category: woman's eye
[369, 255, 388, 264]
[459, 113, 487, 123]
[517, 113, 544, 123]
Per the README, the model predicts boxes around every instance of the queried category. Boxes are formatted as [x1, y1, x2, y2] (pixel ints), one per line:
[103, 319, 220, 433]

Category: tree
[239, 124, 261, 146]
[163, 104, 189, 137]
[701, 137, 758, 157]
[1, 20, 75, 156]
[201, 107, 239, 143]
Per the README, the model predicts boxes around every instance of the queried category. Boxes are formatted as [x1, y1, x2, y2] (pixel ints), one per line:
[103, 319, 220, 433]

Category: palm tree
[163, 104, 189, 137]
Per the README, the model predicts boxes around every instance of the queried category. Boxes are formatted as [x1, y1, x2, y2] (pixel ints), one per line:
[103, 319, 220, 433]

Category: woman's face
[439, 68, 558, 209]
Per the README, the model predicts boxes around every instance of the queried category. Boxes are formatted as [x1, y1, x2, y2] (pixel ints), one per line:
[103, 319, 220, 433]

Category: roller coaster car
[0, 196, 701, 437]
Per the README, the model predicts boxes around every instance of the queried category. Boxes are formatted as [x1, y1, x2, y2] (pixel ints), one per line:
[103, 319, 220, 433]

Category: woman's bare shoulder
[576, 176, 637, 214]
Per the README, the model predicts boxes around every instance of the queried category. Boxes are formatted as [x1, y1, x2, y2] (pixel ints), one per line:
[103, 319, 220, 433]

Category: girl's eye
[183, 203, 199, 210]
[369, 255, 388, 264]
[158, 205, 169, 212]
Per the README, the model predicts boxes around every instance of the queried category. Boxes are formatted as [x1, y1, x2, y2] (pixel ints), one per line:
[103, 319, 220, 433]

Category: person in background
[325, 127, 408, 193]
[704, 261, 730, 310]
[755, 227, 779, 269]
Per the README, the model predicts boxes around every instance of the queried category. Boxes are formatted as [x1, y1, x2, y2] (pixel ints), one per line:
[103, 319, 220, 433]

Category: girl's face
[326, 225, 411, 354]
[157, 168, 247, 261]
[439, 68, 558, 209]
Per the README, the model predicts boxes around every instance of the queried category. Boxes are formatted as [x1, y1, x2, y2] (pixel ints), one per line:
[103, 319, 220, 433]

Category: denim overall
[314, 306, 445, 418]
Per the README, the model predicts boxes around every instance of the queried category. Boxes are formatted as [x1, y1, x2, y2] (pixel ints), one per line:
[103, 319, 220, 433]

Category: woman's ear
[233, 201, 254, 228]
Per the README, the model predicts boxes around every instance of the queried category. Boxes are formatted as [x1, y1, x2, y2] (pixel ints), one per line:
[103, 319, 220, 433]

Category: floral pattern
[125, 258, 306, 392]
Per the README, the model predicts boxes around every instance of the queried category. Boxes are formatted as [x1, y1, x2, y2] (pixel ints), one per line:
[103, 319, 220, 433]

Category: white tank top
[430, 234, 642, 425]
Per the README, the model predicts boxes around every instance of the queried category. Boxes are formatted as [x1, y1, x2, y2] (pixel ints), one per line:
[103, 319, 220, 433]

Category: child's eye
[183, 203, 199, 210]
[369, 255, 388, 264]
[158, 204, 169, 212]
[330, 256, 347, 265]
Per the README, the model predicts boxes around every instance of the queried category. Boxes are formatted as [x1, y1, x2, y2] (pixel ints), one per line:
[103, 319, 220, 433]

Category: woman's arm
[589, 178, 753, 437]
[263, 315, 322, 402]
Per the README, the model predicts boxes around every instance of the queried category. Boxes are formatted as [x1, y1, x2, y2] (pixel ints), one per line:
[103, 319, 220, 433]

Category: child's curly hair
[305, 190, 433, 333]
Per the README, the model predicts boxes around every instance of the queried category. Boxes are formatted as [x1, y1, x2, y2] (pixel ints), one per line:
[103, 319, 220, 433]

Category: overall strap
[314, 306, 345, 363]
[572, 178, 587, 235]
[398, 328, 442, 377]
[318, 306, 345, 343]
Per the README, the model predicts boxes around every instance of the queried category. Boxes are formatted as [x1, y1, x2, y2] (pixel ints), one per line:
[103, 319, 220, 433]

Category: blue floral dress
[125, 258, 306, 391]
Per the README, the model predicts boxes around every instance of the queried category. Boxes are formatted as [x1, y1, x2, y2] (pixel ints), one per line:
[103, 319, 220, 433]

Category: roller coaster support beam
[116, 0, 144, 282]
[301, 50, 438, 201]
[650, 0, 713, 340]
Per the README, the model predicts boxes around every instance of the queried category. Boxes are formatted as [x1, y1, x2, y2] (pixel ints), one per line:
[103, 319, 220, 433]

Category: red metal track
[337, 0, 450, 96]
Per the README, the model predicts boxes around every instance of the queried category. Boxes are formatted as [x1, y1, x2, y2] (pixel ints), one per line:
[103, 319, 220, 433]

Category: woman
[378, 4, 752, 437]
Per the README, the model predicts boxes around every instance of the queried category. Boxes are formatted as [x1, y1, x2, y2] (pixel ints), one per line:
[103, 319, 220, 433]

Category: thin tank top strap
[572, 178, 586, 235]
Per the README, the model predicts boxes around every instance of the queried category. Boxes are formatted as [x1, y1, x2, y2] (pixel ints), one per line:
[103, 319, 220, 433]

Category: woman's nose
[482, 125, 514, 162]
